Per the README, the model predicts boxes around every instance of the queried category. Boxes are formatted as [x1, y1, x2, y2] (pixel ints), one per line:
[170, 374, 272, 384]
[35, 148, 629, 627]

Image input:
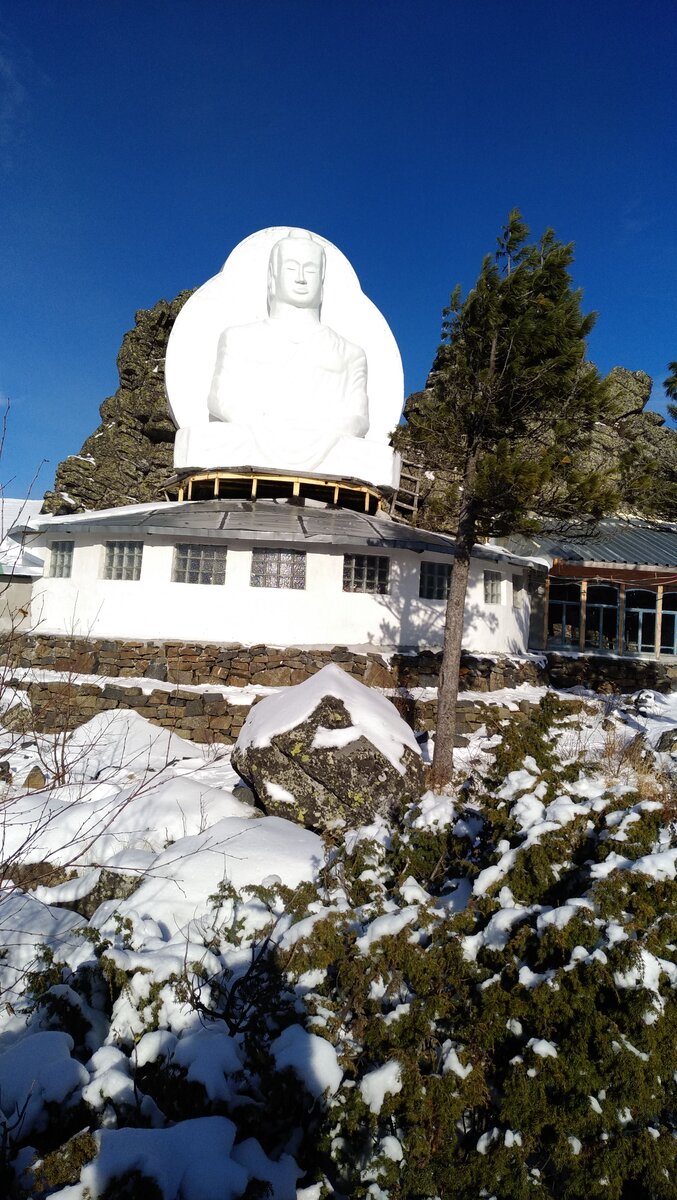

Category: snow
[528, 1038, 558, 1058]
[236, 663, 421, 774]
[171, 1028, 243, 1100]
[65, 709, 203, 781]
[0, 675, 675, 1195]
[53, 1118, 247, 1200]
[442, 1043, 473, 1079]
[0, 1031, 89, 1135]
[356, 906, 420, 952]
[0, 888, 84, 1004]
[359, 1060, 403, 1113]
[270, 1024, 343, 1098]
[265, 779, 296, 804]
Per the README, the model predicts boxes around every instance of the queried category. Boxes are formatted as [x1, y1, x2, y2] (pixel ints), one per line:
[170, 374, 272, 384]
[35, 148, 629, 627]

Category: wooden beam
[655, 584, 663, 658]
[617, 582, 626, 654]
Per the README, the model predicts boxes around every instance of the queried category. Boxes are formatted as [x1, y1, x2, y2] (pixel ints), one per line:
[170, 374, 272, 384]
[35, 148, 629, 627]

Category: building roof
[0, 498, 45, 577]
[501, 517, 677, 569]
[17, 498, 541, 569]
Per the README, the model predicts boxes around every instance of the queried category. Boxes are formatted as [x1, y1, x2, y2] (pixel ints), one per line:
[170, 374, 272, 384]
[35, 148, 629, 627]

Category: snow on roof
[0, 497, 44, 577]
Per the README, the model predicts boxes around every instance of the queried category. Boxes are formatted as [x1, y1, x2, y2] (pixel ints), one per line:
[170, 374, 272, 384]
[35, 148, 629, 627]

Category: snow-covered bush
[0, 692, 675, 1199]
[276, 697, 677, 1199]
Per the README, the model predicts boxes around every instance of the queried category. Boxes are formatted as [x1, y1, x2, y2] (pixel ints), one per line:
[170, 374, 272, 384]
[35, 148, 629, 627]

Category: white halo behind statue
[165, 228, 404, 458]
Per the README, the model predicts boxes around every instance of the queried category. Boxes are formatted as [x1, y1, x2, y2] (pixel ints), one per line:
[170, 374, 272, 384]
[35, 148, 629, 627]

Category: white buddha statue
[166, 226, 404, 490]
[207, 230, 369, 469]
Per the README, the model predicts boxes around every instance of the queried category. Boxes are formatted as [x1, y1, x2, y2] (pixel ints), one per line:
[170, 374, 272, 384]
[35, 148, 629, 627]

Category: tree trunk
[429, 454, 478, 789]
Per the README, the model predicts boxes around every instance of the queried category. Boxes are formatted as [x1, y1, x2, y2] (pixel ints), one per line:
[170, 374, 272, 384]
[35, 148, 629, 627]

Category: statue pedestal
[174, 425, 401, 492]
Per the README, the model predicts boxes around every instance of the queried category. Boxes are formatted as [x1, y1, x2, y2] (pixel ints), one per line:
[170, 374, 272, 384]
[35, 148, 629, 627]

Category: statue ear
[267, 258, 276, 300]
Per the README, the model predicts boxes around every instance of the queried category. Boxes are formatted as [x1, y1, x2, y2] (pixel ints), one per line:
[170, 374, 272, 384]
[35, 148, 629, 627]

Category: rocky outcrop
[42, 292, 192, 514]
[232, 665, 426, 830]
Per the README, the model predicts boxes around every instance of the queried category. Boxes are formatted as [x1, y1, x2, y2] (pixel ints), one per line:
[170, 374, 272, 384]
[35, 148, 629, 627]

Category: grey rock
[656, 727, 677, 753]
[232, 680, 425, 832]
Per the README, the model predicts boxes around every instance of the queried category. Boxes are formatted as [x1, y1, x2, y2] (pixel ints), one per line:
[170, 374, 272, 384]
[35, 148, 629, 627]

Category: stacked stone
[6, 678, 546, 747]
[546, 652, 677, 695]
[6, 635, 548, 692]
[7, 680, 252, 743]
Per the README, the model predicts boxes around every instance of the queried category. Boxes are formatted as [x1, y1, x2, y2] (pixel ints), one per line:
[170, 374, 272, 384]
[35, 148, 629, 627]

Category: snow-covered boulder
[232, 664, 425, 830]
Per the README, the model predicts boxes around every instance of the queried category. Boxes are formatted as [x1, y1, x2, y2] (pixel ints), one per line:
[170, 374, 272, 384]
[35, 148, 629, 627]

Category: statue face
[271, 239, 324, 309]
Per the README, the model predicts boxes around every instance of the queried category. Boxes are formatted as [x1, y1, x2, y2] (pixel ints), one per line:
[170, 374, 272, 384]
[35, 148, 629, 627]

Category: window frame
[483, 570, 503, 606]
[103, 540, 144, 582]
[48, 540, 74, 579]
[250, 547, 306, 590]
[172, 542, 227, 586]
[419, 560, 451, 601]
[343, 554, 390, 595]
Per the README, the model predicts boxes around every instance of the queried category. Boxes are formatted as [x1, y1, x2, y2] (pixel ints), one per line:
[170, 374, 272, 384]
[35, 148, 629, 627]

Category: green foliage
[8, 700, 676, 1200]
[279, 705, 677, 1199]
[30, 1131, 97, 1194]
[394, 210, 618, 538]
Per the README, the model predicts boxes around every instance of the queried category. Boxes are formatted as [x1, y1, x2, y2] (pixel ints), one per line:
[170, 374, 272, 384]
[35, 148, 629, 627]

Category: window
[624, 589, 657, 655]
[483, 570, 502, 605]
[343, 554, 389, 594]
[548, 581, 581, 647]
[512, 574, 525, 608]
[48, 540, 74, 579]
[250, 548, 306, 589]
[173, 543, 227, 586]
[420, 560, 451, 601]
[103, 541, 143, 581]
[660, 593, 677, 656]
[585, 584, 619, 651]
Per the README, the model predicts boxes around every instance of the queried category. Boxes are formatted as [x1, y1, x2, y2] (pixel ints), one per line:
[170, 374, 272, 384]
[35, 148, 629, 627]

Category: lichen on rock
[232, 665, 426, 830]
[42, 291, 193, 514]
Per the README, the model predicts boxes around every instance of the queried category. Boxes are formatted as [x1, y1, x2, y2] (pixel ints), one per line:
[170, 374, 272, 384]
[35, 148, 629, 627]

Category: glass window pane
[173, 543, 227, 585]
[419, 561, 451, 601]
[104, 541, 143, 581]
[550, 582, 581, 603]
[49, 541, 74, 579]
[343, 554, 389, 594]
[626, 590, 656, 610]
[250, 548, 305, 589]
[484, 570, 502, 605]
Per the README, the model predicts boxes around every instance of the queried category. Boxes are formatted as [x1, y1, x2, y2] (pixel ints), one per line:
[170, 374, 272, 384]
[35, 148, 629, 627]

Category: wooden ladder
[390, 458, 422, 521]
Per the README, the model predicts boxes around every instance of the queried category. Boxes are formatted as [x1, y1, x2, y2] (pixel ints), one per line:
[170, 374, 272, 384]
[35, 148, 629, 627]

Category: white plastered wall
[30, 536, 531, 653]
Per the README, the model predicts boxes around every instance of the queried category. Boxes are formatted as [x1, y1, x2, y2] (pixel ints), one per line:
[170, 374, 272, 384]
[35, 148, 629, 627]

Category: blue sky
[1, 0, 675, 497]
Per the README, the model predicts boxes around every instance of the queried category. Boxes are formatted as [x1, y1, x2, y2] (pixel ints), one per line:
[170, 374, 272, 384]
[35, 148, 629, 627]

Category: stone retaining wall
[5, 678, 520, 746]
[3, 636, 675, 748]
[2, 634, 546, 692]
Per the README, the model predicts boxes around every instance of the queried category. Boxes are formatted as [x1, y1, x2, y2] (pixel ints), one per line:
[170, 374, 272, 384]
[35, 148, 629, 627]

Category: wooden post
[543, 576, 550, 649]
[579, 579, 588, 651]
[655, 584, 663, 658]
[617, 582, 626, 654]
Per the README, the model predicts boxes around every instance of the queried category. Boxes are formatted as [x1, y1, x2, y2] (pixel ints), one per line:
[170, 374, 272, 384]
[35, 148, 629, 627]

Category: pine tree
[394, 211, 617, 788]
[665, 361, 677, 418]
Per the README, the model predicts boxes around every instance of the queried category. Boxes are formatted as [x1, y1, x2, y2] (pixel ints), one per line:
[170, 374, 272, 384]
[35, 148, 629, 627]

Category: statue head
[267, 229, 326, 315]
